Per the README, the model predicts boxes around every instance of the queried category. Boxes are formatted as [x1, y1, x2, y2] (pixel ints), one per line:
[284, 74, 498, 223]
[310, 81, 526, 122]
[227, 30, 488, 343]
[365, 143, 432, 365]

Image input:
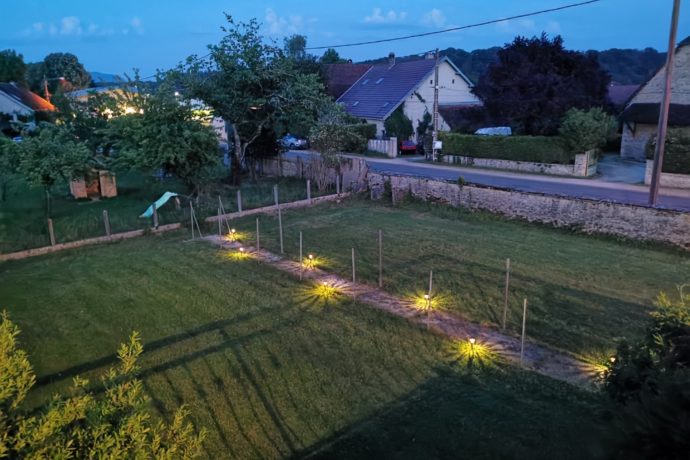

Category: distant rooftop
[0, 82, 55, 112]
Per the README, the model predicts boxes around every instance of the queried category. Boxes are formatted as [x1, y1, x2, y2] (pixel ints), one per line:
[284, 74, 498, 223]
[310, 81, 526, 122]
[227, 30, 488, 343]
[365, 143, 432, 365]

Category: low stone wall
[260, 155, 369, 192]
[368, 173, 690, 249]
[644, 160, 690, 189]
[442, 151, 597, 177]
[367, 137, 397, 158]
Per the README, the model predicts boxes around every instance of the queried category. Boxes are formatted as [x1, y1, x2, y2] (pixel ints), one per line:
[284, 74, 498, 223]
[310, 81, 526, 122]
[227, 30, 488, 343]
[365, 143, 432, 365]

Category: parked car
[11, 136, 23, 143]
[279, 134, 309, 150]
[474, 126, 512, 136]
[400, 139, 418, 155]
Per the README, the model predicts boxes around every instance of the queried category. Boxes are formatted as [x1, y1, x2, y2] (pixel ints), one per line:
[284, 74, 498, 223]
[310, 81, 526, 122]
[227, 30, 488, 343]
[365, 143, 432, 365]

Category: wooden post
[103, 210, 111, 237]
[351, 247, 356, 284]
[428, 270, 433, 297]
[47, 218, 56, 246]
[299, 231, 303, 281]
[520, 298, 528, 367]
[237, 189, 242, 213]
[378, 229, 383, 288]
[189, 201, 195, 239]
[336, 175, 341, 196]
[256, 218, 260, 250]
[307, 179, 312, 204]
[217, 207, 222, 235]
[278, 208, 284, 254]
[502, 258, 510, 330]
[152, 203, 159, 229]
[274, 184, 279, 207]
[174, 196, 181, 209]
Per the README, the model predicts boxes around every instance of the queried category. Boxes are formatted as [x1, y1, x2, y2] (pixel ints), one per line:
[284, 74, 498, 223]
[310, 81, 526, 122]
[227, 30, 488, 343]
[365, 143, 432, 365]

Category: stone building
[619, 37, 690, 160]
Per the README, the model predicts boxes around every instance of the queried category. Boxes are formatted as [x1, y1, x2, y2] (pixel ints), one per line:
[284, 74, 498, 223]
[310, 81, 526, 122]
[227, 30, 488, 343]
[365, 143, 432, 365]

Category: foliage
[416, 111, 432, 139]
[472, 34, 610, 135]
[346, 123, 377, 141]
[559, 107, 616, 153]
[603, 288, 690, 458]
[180, 15, 330, 184]
[0, 49, 27, 84]
[27, 53, 91, 94]
[645, 128, 690, 174]
[320, 48, 346, 64]
[103, 89, 219, 193]
[440, 133, 573, 164]
[284, 34, 307, 61]
[384, 106, 413, 141]
[0, 136, 18, 201]
[0, 312, 205, 458]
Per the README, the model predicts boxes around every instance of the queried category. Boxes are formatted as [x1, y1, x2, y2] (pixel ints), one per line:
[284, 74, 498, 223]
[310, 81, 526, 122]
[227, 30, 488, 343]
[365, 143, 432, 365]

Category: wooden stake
[237, 189, 243, 213]
[299, 231, 303, 281]
[307, 179, 312, 204]
[336, 175, 341, 195]
[428, 270, 433, 297]
[152, 203, 159, 229]
[378, 229, 383, 288]
[190, 201, 194, 239]
[274, 184, 279, 206]
[351, 247, 356, 284]
[256, 218, 260, 250]
[520, 298, 528, 367]
[502, 258, 510, 330]
[47, 218, 56, 246]
[103, 210, 111, 237]
[278, 208, 284, 254]
[217, 207, 222, 235]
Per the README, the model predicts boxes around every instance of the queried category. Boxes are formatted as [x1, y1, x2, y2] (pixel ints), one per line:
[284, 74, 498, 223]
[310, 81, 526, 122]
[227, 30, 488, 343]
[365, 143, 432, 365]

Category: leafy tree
[284, 34, 307, 61]
[0, 311, 205, 458]
[604, 288, 690, 458]
[16, 124, 91, 215]
[559, 107, 616, 153]
[0, 136, 19, 201]
[180, 15, 330, 184]
[0, 49, 26, 84]
[320, 48, 346, 64]
[27, 53, 91, 94]
[103, 87, 219, 194]
[473, 34, 611, 135]
[384, 106, 413, 141]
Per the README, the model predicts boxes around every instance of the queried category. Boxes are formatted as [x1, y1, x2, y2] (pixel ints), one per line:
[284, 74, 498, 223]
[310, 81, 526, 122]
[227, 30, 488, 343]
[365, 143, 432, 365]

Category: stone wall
[368, 173, 690, 249]
[260, 155, 369, 192]
[443, 151, 596, 177]
[621, 123, 657, 160]
[645, 160, 690, 189]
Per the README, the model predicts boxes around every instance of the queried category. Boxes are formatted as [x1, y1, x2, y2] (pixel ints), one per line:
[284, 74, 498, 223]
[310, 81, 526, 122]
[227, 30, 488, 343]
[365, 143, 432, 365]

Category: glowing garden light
[469, 338, 476, 345]
[609, 356, 616, 364]
[239, 247, 245, 253]
[308, 254, 314, 260]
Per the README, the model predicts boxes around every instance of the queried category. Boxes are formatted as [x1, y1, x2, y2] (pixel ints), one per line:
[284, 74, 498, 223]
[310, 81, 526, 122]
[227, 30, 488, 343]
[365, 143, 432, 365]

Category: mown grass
[0, 232, 612, 459]
[227, 197, 690, 360]
[0, 172, 322, 253]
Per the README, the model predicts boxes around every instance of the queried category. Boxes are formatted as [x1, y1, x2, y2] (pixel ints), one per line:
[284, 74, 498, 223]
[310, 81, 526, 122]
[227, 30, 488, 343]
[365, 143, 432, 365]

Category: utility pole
[431, 48, 440, 162]
[649, 0, 681, 206]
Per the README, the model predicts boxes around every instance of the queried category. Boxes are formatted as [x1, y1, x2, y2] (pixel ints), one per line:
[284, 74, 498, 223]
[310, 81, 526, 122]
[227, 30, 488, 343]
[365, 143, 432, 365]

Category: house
[337, 53, 481, 140]
[607, 83, 640, 112]
[322, 63, 371, 99]
[619, 37, 690, 160]
[0, 82, 55, 129]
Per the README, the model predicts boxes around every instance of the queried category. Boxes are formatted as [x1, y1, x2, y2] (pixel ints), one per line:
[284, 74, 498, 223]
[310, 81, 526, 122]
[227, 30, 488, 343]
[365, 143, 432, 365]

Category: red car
[400, 140, 418, 155]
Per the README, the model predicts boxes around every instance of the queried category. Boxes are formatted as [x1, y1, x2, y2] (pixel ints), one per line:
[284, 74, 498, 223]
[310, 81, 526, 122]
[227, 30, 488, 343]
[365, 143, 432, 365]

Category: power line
[306, 0, 602, 51]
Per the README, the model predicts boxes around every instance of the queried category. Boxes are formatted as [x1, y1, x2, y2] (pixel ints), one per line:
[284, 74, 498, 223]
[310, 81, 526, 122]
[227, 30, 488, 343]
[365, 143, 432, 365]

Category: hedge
[440, 133, 574, 164]
[345, 123, 377, 140]
[646, 128, 690, 174]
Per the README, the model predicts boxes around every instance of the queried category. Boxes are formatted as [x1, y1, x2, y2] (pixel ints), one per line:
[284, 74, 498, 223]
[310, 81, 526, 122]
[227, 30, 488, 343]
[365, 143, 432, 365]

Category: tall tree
[27, 52, 91, 94]
[284, 34, 307, 61]
[0, 49, 26, 84]
[320, 48, 345, 64]
[471, 34, 610, 135]
[180, 15, 329, 184]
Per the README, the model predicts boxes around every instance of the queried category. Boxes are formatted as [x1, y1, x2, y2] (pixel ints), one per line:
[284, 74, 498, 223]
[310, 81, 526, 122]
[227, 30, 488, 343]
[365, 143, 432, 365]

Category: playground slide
[139, 192, 180, 218]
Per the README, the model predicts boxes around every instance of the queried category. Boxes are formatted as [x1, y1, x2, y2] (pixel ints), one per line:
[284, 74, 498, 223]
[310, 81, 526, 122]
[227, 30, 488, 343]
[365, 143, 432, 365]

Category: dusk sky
[1, 0, 688, 77]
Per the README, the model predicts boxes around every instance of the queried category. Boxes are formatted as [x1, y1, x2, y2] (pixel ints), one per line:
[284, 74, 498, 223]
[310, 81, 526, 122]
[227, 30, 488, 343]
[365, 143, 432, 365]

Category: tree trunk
[44, 185, 52, 218]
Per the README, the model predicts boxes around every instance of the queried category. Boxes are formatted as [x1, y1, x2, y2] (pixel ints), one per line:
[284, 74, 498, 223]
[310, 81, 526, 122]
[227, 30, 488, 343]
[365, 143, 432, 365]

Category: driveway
[284, 151, 690, 211]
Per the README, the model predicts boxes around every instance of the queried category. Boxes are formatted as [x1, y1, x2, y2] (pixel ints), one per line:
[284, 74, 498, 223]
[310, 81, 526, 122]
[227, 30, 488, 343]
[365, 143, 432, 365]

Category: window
[452, 78, 455, 84]
[430, 79, 433, 85]
[352, 101, 359, 106]
[361, 79, 369, 85]
[375, 77, 384, 84]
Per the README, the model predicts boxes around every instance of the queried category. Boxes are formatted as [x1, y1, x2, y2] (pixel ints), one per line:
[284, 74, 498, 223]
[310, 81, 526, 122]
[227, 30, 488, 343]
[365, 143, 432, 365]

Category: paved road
[286, 151, 690, 211]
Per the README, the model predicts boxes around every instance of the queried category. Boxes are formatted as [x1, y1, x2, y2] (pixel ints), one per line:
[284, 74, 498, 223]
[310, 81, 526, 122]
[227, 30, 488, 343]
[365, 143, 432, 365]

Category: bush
[646, 128, 690, 174]
[345, 123, 377, 140]
[559, 107, 616, 153]
[440, 133, 574, 164]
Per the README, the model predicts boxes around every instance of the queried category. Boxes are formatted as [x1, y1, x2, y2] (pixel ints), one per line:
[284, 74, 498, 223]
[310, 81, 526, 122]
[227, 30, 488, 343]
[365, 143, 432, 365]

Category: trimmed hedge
[645, 128, 690, 174]
[440, 133, 574, 164]
[345, 123, 377, 140]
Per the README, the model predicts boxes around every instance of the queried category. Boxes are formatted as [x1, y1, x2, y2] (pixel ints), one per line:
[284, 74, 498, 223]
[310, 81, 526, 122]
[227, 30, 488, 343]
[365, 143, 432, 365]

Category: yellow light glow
[609, 356, 616, 364]
[445, 339, 495, 369]
[239, 247, 245, 252]
[469, 337, 476, 345]
[308, 254, 314, 260]
[124, 106, 136, 114]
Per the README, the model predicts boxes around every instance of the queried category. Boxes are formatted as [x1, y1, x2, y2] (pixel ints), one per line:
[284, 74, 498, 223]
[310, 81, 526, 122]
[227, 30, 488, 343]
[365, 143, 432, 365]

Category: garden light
[469, 338, 476, 345]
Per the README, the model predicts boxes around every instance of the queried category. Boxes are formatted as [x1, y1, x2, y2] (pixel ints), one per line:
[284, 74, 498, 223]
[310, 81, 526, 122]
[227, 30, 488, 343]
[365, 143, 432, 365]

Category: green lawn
[0, 232, 612, 459]
[227, 197, 690, 360]
[0, 172, 321, 254]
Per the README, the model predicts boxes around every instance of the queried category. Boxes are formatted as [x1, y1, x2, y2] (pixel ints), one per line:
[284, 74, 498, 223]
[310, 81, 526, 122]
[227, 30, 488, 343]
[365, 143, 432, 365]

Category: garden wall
[368, 137, 397, 158]
[645, 160, 690, 189]
[260, 156, 369, 191]
[368, 173, 690, 249]
[442, 151, 597, 177]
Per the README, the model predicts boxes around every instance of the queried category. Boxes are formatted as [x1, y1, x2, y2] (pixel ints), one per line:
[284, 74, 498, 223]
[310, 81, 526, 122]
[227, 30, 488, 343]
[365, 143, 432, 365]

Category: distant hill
[361, 47, 665, 85]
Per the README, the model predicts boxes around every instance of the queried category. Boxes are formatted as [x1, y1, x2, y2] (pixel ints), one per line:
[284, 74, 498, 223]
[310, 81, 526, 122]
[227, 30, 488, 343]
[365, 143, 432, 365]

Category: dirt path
[205, 235, 601, 388]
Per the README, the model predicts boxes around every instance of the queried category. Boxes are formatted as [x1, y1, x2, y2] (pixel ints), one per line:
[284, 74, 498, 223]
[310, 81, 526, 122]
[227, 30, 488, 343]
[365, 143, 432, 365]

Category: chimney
[388, 52, 396, 67]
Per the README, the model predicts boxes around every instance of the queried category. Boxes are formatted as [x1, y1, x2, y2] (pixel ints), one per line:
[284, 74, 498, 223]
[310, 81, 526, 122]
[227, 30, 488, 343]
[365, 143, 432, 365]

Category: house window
[375, 77, 384, 84]
[361, 79, 369, 85]
[430, 79, 433, 85]
[452, 79, 455, 84]
[352, 101, 359, 106]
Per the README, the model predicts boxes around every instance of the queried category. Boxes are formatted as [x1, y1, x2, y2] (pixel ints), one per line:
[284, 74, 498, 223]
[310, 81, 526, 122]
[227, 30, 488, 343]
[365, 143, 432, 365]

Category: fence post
[502, 258, 511, 330]
[351, 247, 356, 284]
[278, 208, 284, 254]
[520, 298, 528, 367]
[237, 189, 243, 213]
[47, 218, 56, 246]
[307, 179, 312, 204]
[217, 207, 222, 235]
[336, 175, 341, 196]
[299, 231, 303, 281]
[378, 229, 383, 288]
[428, 270, 433, 297]
[189, 201, 195, 240]
[256, 218, 260, 250]
[152, 203, 159, 229]
[103, 210, 111, 237]
[274, 184, 279, 207]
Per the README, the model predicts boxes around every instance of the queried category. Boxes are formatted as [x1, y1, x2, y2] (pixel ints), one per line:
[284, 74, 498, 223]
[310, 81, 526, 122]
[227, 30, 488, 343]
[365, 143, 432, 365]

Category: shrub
[440, 133, 574, 164]
[559, 107, 616, 153]
[645, 128, 690, 174]
[345, 123, 377, 140]
[384, 106, 413, 141]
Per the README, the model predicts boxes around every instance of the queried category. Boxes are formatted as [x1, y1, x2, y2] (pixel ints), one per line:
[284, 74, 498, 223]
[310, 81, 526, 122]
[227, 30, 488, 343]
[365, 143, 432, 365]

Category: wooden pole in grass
[299, 231, 303, 281]
[217, 207, 222, 235]
[274, 184, 279, 206]
[351, 247, 356, 284]
[278, 208, 284, 254]
[237, 189, 242, 213]
[502, 258, 511, 331]
[256, 218, 260, 250]
[189, 201, 195, 239]
[47, 218, 56, 246]
[428, 270, 433, 297]
[520, 298, 528, 367]
[336, 175, 341, 196]
[378, 229, 383, 288]
[102, 210, 111, 237]
[152, 203, 158, 229]
[307, 179, 312, 204]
